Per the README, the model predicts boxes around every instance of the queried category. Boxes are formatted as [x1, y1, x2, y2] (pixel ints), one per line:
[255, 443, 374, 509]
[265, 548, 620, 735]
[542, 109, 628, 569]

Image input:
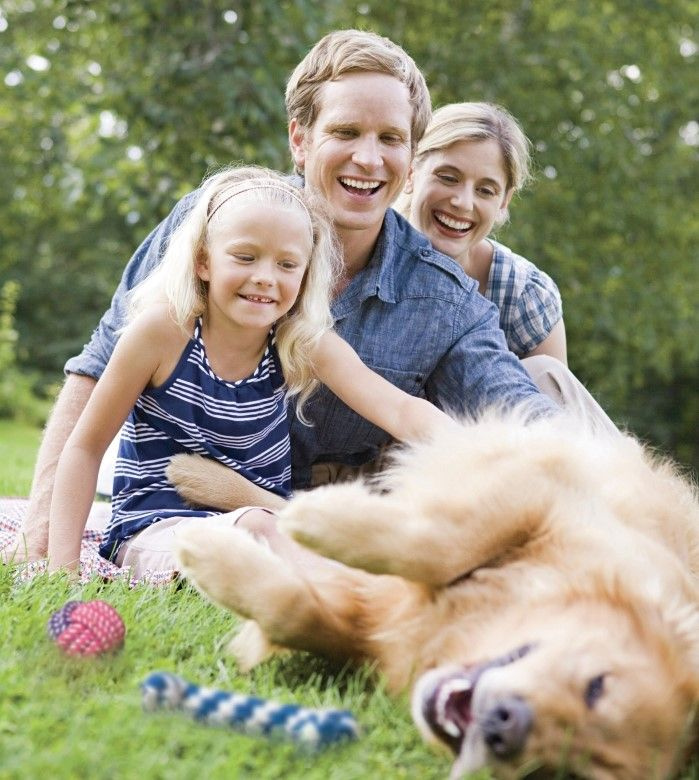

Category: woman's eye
[584, 674, 606, 708]
[437, 173, 458, 184]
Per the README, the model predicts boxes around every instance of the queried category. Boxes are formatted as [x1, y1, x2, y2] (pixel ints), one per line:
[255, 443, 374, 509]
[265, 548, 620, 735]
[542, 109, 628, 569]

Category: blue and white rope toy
[141, 672, 360, 749]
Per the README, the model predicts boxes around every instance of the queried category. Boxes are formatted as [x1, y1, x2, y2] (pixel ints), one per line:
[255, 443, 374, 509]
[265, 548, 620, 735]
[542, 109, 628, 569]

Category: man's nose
[351, 135, 382, 169]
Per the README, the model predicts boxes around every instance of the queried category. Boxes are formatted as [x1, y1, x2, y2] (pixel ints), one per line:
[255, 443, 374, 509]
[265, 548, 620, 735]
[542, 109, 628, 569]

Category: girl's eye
[584, 674, 606, 708]
[478, 187, 497, 197]
[233, 254, 254, 263]
[279, 260, 298, 270]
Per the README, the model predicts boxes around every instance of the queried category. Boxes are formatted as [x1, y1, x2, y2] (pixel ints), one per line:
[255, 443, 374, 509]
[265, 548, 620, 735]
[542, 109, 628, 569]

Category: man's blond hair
[286, 29, 431, 153]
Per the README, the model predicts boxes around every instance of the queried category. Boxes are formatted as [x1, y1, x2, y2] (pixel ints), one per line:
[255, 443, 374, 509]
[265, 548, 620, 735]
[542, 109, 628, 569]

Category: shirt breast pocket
[317, 365, 427, 456]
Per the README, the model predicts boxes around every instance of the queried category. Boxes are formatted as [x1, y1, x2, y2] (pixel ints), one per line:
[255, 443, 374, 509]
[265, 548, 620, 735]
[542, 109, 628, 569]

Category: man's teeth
[339, 177, 381, 190]
[435, 213, 473, 231]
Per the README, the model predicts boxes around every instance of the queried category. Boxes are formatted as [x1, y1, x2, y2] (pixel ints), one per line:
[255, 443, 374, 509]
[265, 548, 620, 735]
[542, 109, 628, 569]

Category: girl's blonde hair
[128, 165, 341, 421]
[394, 102, 533, 220]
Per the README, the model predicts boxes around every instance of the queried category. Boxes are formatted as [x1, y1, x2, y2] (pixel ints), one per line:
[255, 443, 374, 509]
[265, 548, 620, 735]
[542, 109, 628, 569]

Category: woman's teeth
[434, 212, 473, 231]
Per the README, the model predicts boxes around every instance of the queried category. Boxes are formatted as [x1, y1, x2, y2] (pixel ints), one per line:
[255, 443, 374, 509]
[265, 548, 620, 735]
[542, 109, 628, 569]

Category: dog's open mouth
[419, 643, 534, 754]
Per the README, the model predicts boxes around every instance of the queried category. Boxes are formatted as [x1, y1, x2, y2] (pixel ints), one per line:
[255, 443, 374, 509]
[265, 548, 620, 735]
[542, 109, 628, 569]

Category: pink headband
[207, 179, 314, 237]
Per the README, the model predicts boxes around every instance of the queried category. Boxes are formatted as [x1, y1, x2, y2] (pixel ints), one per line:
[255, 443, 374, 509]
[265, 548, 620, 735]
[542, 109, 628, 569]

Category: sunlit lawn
[0, 418, 42, 496]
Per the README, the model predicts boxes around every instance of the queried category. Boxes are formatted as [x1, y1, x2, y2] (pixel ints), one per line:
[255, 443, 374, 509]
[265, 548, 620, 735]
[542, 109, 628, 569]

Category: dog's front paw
[279, 483, 398, 572]
[175, 521, 272, 616]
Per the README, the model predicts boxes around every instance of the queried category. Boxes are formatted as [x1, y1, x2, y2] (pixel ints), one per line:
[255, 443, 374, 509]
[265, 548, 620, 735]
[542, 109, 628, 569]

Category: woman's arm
[311, 331, 453, 444]
[47, 308, 178, 572]
[524, 319, 568, 364]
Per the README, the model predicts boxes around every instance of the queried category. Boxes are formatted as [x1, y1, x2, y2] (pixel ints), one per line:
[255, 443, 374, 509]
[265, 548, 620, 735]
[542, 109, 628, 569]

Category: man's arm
[16, 374, 96, 561]
[428, 292, 557, 420]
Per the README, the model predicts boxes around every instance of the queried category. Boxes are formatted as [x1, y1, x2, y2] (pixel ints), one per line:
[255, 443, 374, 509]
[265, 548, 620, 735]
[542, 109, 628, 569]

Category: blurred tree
[0, 0, 697, 468]
[0, 0, 333, 372]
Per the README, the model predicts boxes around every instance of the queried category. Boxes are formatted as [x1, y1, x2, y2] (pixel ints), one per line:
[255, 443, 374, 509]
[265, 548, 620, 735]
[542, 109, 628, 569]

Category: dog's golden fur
[175, 412, 699, 779]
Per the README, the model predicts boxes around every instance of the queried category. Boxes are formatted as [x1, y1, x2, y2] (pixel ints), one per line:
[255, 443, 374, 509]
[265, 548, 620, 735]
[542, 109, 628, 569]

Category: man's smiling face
[290, 71, 413, 245]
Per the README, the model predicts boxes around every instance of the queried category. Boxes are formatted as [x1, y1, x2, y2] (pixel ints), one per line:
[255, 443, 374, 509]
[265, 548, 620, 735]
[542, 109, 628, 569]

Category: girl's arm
[47, 307, 179, 572]
[311, 331, 454, 444]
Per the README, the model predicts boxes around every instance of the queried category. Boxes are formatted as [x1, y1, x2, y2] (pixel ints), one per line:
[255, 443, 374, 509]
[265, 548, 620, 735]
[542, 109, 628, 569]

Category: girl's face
[406, 138, 513, 262]
[198, 199, 312, 335]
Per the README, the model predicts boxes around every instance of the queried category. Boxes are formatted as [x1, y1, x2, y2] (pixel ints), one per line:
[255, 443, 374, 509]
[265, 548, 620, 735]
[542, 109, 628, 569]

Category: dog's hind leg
[175, 520, 371, 665]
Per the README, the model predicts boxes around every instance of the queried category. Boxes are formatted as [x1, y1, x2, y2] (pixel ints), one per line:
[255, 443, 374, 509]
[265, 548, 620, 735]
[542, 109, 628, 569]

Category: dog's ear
[660, 597, 699, 679]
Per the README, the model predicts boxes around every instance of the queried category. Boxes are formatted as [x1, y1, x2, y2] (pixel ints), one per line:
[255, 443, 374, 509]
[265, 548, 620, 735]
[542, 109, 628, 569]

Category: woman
[394, 101, 567, 363]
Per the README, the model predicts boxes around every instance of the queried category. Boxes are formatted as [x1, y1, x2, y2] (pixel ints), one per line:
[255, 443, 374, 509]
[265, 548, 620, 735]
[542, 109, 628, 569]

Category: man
[18, 29, 553, 560]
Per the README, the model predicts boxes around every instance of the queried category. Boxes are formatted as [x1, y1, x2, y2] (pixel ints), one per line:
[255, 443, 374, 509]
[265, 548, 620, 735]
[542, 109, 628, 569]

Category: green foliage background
[1, 0, 697, 469]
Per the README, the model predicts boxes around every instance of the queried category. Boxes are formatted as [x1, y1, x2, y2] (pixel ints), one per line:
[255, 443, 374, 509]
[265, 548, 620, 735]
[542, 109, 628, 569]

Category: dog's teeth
[440, 717, 461, 738]
[436, 678, 472, 715]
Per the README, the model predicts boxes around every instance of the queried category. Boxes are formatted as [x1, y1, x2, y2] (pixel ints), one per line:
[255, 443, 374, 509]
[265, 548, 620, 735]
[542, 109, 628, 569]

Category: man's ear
[289, 118, 306, 172]
[403, 165, 415, 194]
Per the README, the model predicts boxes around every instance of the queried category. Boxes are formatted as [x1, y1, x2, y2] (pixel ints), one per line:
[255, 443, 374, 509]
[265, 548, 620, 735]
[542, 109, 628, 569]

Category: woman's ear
[289, 118, 306, 172]
[495, 188, 514, 226]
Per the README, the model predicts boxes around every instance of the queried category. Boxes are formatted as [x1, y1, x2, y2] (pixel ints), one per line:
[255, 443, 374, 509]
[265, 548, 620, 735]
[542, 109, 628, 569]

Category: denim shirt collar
[332, 209, 406, 319]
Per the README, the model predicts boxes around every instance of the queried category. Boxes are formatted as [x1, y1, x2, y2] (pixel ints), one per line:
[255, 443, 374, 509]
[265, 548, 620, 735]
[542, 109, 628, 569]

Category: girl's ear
[289, 119, 307, 172]
[195, 252, 210, 282]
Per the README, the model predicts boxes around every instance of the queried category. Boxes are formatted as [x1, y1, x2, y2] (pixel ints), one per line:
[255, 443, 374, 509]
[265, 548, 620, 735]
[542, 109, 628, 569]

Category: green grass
[0, 418, 42, 496]
[0, 570, 456, 780]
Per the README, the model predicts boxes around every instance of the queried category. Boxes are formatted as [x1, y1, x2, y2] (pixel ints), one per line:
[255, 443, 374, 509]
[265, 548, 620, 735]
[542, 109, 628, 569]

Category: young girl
[394, 101, 567, 363]
[47, 166, 450, 576]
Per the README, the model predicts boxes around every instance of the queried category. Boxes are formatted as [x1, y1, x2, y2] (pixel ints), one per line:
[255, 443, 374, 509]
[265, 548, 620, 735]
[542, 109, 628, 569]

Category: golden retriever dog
[174, 412, 699, 779]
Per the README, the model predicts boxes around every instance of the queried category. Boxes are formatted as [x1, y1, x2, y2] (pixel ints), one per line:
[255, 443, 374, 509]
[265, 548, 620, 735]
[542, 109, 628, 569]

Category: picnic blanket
[0, 498, 176, 586]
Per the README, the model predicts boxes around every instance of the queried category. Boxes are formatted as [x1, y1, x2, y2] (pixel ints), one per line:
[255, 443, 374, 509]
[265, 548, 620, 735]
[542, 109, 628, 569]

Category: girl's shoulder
[126, 302, 194, 343]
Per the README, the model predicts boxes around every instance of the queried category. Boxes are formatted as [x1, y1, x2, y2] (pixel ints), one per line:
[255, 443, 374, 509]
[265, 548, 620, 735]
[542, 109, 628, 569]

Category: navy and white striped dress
[98, 318, 290, 562]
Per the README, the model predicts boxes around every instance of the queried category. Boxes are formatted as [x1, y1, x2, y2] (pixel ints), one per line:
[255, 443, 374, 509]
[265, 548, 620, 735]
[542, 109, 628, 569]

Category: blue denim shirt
[66, 196, 554, 489]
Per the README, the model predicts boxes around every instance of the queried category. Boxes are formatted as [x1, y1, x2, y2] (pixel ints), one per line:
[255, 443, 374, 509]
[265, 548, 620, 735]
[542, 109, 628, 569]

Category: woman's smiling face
[407, 138, 513, 262]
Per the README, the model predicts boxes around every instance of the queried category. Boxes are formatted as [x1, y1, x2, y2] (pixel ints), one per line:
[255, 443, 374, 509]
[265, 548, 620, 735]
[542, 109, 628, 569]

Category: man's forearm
[18, 374, 97, 560]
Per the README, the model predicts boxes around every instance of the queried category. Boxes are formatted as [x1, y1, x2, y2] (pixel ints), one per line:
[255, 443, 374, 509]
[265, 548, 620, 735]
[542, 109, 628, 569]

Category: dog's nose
[481, 695, 532, 758]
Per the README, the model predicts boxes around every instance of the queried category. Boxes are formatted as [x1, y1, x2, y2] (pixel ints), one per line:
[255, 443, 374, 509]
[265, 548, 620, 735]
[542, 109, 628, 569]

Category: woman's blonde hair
[128, 165, 341, 421]
[285, 29, 431, 160]
[395, 102, 533, 219]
